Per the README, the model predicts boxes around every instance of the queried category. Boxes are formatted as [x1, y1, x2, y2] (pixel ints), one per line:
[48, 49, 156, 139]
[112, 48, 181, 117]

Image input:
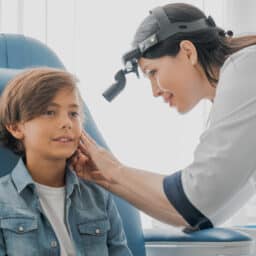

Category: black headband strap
[139, 6, 215, 53]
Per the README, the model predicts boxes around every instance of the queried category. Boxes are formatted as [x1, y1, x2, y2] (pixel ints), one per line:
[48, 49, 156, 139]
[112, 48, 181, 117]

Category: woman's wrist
[109, 164, 125, 184]
[98, 166, 123, 192]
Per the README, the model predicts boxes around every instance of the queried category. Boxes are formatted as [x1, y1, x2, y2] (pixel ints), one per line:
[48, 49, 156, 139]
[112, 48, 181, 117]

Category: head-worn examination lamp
[103, 7, 217, 102]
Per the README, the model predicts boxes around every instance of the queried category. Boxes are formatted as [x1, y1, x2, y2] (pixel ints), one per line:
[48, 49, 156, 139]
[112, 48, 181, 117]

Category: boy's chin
[49, 152, 75, 161]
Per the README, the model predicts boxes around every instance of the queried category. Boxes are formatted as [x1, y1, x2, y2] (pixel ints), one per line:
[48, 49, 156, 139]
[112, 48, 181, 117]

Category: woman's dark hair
[132, 3, 256, 84]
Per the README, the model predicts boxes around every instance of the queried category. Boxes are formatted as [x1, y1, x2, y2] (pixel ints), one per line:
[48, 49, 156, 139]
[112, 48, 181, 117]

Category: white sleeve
[182, 47, 256, 226]
[163, 46, 256, 229]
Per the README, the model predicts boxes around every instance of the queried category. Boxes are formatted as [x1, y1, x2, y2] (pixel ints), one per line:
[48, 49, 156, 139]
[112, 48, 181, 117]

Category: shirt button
[51, 240, 58, 248]
[18, 226, 24, 232]
[95, 228, 100, 234]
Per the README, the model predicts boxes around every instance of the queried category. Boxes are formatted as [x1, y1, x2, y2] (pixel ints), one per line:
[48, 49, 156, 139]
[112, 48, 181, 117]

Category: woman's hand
[70, 131, 123, 187]
[70, 132, 187, 227]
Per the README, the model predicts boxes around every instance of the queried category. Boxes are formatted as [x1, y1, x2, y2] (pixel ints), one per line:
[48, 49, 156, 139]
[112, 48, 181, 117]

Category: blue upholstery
[144, 227, 252, 242]
[0, 34, 64, 68]
[0, 34, 146, 256]
[0, 34, 253, 256]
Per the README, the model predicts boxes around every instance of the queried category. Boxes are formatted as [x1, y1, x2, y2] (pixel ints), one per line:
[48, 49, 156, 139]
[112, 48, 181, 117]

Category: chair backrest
[0, 34, 146, 256]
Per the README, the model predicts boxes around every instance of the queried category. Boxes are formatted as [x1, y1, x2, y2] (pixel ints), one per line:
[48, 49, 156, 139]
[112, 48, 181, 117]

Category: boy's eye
[70, 112, 79, 118]
[44, 110, 55, 116]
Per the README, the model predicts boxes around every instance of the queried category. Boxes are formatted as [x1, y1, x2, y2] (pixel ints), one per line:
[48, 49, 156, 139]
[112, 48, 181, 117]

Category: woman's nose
[151, 81, 162, 97]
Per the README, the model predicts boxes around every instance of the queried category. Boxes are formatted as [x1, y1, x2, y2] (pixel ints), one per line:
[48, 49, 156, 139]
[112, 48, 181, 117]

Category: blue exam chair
[0, 34, 254, 256]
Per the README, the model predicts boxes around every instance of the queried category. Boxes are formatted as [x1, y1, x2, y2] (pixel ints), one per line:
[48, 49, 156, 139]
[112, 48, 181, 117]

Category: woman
[72, 3, 256, 231]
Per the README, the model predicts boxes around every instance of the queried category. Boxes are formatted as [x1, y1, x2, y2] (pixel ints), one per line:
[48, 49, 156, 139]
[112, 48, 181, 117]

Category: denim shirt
[0, 158, 132, 256]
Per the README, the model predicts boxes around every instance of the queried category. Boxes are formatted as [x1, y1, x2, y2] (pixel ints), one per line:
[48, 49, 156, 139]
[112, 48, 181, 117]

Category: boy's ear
[5, 124, 24, 140]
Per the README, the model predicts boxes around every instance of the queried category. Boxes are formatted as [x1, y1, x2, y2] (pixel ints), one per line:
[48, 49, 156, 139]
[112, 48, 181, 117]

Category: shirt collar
[11, 158, 81, 197]
[65, 166, 81, 198]
[11, 158, 34, 194]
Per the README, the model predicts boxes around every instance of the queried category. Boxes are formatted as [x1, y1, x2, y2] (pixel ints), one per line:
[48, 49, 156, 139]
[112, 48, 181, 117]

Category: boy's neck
[24, 156, 66, 187]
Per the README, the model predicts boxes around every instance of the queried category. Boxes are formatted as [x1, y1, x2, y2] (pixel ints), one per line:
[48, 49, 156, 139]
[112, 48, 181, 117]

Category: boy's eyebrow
[48, 102, 80, 108]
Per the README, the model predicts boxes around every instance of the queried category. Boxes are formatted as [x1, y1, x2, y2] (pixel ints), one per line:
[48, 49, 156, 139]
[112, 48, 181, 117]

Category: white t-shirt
[163, 44, 256, 229]
[35, 182, 76, 256]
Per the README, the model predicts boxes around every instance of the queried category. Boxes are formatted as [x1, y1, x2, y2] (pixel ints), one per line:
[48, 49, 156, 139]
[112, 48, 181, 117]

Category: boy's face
[14, 88, 83, 162]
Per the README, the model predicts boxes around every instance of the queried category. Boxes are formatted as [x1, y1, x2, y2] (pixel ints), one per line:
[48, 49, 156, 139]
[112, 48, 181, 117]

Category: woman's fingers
[80, 131, 96, 149]
[69, 149, 87, 165]
[75, 163, 99, 180]
[79, 130, 104, 155]
[82, 130, 97, 145]
[69, 151, 80, 170]
[76, 130, 121, 185]
[76, 168, 93, 181]
[78, 142, 88, 155]
[77, 149, 89, 162]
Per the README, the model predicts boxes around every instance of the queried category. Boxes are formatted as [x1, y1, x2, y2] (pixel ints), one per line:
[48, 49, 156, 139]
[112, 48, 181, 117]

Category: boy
[0, 68, 132, 256]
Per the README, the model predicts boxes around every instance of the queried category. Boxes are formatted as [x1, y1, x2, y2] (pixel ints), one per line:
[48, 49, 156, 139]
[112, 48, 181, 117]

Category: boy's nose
[60, 115, 72, 129]
[62, 123, 71, 129]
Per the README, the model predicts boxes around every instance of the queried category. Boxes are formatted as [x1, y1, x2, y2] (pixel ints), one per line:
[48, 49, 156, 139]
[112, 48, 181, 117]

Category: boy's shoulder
[78, 177, 109, 197]
[76, 177, 113, 209]
[0, 172, 21, 205]
[0, 173, 13, 190]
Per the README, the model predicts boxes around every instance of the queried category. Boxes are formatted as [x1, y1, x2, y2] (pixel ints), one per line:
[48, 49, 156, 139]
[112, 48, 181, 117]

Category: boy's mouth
[52, 136, 75, 143]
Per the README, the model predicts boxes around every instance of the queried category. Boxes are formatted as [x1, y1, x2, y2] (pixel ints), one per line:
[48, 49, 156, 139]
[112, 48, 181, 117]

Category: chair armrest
[144, 227, 252, 242]
[143, 228, 254, 256]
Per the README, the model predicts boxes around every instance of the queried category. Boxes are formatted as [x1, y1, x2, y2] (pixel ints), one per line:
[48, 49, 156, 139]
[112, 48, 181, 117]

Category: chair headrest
[0, 68, 24, 94]
[0, 34, 65, 69]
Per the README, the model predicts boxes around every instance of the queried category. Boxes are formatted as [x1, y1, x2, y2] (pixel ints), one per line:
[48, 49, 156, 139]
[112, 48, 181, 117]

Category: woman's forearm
[77, 132, 187, 227]
[107, 166, 187, 227]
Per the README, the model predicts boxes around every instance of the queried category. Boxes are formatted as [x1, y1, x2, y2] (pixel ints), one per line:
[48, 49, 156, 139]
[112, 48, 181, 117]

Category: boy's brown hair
[0, 67, 84, 156]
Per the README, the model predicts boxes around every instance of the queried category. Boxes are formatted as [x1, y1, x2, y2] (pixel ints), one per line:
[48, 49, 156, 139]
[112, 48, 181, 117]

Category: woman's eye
[146, 70, 157, 78]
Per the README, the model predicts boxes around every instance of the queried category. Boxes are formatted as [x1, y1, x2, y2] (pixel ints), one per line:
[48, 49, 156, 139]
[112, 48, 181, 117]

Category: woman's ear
[179, 40, 198, 66]
[5, 123, 24, 140]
